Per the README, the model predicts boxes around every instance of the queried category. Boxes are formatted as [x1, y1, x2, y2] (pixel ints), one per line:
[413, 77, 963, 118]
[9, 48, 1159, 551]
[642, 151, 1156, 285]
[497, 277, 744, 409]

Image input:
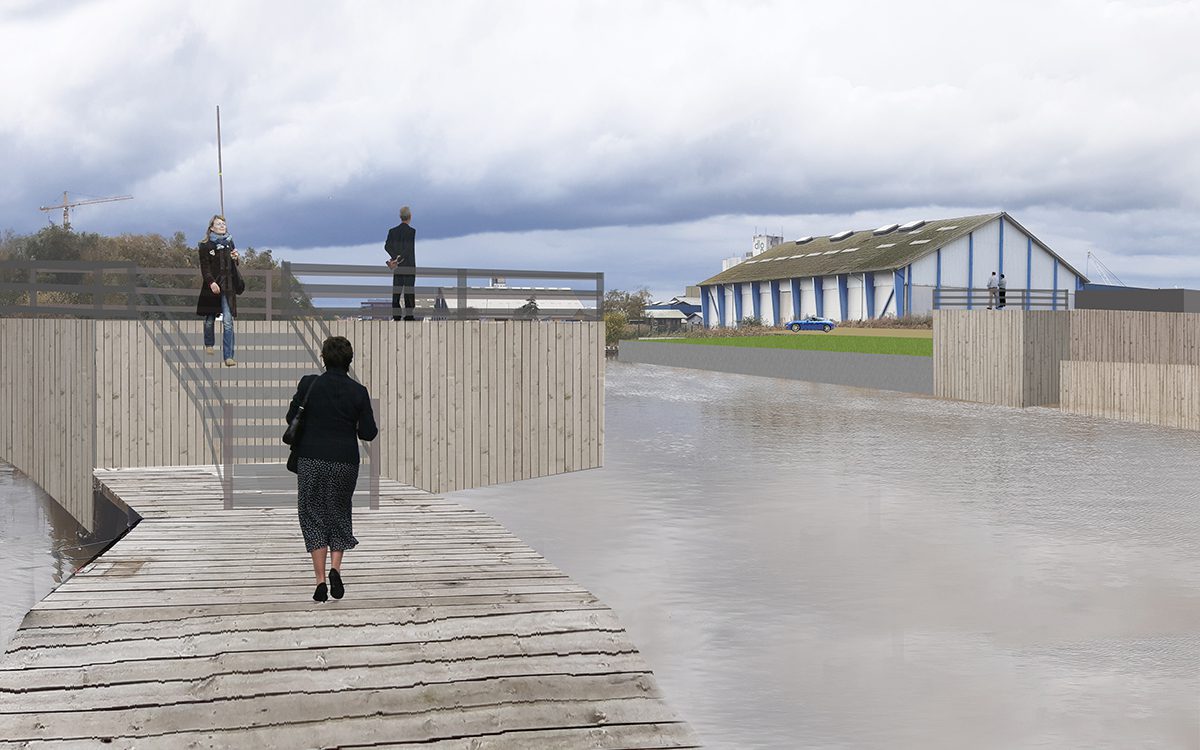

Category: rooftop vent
[873, 223, 899, 235]
[796, 236, 814, 244]
[898, 220, 927, 231]
[829, 230, 854, 242]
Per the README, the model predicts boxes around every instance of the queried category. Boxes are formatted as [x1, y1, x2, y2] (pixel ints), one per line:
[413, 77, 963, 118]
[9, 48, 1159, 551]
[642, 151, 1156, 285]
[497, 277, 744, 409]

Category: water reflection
[454, 362, 1200, 750]
[0, 463, 134, 649]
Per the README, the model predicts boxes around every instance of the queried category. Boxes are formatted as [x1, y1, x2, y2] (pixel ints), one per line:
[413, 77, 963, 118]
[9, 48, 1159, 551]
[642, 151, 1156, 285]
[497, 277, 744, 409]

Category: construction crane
[38, 191, 133, 231]
[1085, 251, 1126, 287]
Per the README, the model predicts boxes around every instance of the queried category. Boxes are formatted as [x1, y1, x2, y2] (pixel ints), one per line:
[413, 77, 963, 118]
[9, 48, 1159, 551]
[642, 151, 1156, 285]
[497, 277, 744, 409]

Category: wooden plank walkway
[0, 465, 699, 749]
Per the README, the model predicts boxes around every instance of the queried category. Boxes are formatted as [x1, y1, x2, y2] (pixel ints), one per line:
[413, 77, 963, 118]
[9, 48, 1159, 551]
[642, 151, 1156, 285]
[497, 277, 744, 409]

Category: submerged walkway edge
[0, 465, 699, 749]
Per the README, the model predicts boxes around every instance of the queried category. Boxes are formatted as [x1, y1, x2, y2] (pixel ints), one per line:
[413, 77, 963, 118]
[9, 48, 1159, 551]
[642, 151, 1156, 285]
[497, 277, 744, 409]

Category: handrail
[0, 260, 605, 321]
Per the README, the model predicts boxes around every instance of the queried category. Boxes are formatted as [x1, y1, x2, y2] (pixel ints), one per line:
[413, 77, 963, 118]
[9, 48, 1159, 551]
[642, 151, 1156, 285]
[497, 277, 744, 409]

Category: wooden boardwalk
[0, 466, 699, 748]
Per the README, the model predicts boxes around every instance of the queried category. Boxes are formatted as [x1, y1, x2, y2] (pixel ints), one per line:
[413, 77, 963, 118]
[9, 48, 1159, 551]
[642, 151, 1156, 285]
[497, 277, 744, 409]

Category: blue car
[784, 315, 836, 333]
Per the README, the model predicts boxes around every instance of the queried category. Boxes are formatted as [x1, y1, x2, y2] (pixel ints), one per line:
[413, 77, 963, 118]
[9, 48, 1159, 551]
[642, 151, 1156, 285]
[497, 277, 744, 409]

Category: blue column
[770, 280, 781, 326]
[998, 219, 1005, 276]
[751, 281, 762, 321]
[837, 274, 849, 321]
[1025, 238, 1032, 310]
[894, 269, 906, 317]
[935, 249, 942, 310]
[905, 264, 913, 314]
[716, 284, 727, 326]
[865, 272, 875, 318]
[967, 232, 974, 310]
[791, 278, 801, 320]
[733, 283, 744, 323]
[701, 286, 711, 327]
[1052, 264, 1059, 311]
[814, 277, 824, 317]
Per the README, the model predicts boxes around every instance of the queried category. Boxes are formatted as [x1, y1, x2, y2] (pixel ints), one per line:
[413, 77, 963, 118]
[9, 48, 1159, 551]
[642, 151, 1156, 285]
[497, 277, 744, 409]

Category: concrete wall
[617, 340, 933, 394]
[1076, 289, 1200, 314]
[1, 319, 605, 530]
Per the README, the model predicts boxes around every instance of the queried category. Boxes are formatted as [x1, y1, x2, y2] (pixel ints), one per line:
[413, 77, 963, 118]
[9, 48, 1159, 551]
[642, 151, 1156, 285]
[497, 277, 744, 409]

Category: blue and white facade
[698, 213, 1088, 327]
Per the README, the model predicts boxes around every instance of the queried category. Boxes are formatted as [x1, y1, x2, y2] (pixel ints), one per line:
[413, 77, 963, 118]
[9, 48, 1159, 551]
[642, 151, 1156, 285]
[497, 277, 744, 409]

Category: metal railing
[0, 259, 605, 321]
[933, 287, 1070, 310]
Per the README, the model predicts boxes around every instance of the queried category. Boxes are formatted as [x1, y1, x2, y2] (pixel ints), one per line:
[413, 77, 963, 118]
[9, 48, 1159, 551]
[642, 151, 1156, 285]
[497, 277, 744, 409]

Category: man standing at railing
[998, 273, 1008, 309]
[987, 271, 998, 310]
[385, 206, 416, 321]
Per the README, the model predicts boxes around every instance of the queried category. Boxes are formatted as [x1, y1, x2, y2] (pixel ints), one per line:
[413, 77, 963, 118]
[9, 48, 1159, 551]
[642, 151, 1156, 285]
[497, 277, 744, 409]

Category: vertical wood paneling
[0, 319, 605, 517]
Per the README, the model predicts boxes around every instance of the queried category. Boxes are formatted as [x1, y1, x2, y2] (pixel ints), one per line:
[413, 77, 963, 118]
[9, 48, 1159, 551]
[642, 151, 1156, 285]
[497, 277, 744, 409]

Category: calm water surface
[453, 361, 1200, 750]
[0, 464, 130, 649]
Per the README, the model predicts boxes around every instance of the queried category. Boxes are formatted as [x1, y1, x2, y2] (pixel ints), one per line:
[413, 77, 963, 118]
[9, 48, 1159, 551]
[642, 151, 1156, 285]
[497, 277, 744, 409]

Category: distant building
[698, 212, 1088, 327]
[720, 234, 784, 271]
[359, 281, 591, 320]
[643, 291, 703, 331]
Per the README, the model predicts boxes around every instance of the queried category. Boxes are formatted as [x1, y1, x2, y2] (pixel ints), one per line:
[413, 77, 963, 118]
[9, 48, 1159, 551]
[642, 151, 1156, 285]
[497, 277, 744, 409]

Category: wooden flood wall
[1061, 310, 1200, 429]
[934, 309, 1200, 430]
[0, 319, 605, 530]
[933, 310, 1070, 407]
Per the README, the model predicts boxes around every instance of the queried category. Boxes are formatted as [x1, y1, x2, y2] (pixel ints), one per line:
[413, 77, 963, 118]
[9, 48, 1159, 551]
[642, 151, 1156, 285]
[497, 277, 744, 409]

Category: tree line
[0, 225, 310, 315]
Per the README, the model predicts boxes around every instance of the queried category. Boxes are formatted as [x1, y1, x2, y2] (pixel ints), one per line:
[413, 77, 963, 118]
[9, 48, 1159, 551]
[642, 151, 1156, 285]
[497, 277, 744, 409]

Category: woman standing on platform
[286, 336, 378, 602]
[195, 215, 243, 366]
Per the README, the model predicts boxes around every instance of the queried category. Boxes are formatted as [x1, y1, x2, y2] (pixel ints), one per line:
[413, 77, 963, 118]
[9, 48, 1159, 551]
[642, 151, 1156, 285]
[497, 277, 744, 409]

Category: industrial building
[698, 212, 1088, 327]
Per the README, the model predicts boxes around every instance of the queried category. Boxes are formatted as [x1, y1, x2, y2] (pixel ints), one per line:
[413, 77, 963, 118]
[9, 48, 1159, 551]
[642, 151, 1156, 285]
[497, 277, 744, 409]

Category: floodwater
[0, 464, 133, 649]
[453, 361, 1200, 750]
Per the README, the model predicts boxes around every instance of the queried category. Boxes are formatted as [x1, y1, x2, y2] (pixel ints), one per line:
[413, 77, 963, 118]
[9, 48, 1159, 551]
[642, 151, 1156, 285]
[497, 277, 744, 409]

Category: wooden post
[456, 269, 467, 321]
[223, 403, 233, 510]
[265, 269, 274, 321]
[28, 268, 37, 312]
[369, 397, 380, 509]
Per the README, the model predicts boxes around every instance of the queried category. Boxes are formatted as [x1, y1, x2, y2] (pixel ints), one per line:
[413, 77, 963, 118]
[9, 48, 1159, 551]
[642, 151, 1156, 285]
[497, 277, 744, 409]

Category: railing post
[93, 268, 104, 313]
[369, 397, 380, 510]
[265, 269, 274, 321]
[28, 268, 37, 312]
[281, 261, 291, 319]
[223, 403, 233, 510]
[456, 269, 468, 320]
[596, 272, 605, 320]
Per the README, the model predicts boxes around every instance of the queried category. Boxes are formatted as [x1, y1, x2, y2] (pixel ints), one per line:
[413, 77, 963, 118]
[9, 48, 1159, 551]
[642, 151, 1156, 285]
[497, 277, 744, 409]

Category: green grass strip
[654, 334, 932, 357]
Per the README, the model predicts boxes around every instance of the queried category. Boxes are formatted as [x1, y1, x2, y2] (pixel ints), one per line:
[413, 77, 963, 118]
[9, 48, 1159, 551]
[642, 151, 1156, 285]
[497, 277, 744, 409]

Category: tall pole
[216, 105, 225, 217]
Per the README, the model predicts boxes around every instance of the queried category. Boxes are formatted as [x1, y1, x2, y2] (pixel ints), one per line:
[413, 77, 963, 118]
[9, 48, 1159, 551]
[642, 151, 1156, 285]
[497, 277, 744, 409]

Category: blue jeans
[203, 294, 235, 359]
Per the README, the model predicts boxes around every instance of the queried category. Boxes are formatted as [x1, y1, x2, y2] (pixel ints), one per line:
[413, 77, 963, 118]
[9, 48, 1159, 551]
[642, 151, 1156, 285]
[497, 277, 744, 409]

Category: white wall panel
[970, 219, 1002, 281]
[760, 287, 774, 325]
[823, 281, 842, 321]
[1029, 246, 1057, 288]
[910, 285, 935, 315]
[910, 252, 939, 287]
[876, 280, 897, 316]
[1000, 219, 1031, 289]
[779, 288, 793, 322]
[800, 278, 816, 317]
[937, 235, 971, 287]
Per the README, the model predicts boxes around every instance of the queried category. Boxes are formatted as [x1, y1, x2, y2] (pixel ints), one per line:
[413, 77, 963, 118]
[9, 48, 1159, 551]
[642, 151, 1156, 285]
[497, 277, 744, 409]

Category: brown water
[453, 361, 1200, 750]
[0, 464, 133, 649]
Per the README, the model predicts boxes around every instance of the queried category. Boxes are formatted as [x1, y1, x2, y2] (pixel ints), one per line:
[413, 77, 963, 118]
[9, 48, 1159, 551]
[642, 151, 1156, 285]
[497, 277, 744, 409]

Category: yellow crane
[38, 191, 133, 230]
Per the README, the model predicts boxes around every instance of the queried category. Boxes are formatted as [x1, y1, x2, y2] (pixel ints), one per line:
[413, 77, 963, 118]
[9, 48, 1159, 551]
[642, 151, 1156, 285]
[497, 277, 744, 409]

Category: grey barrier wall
[617, 340, 933, 394]
[1076, 288, 1200, 313]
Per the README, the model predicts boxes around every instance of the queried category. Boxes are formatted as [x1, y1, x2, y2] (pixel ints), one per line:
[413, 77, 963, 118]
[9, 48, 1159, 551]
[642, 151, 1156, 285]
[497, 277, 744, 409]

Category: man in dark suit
[384, 206, 416, 320]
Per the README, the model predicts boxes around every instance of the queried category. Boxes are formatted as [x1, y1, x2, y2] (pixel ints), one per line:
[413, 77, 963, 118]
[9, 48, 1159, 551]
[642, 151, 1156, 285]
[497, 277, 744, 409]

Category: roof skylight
[910, 239, 930, 245]
[877, 243, 896, 248]
[829, 230, 854, 241]
[936, 225, 959, 232]
[873, 223, 899, 235]
[822, 250, 839, 255]
[898, 220, 927, 231]
[796, 236, 814, 244]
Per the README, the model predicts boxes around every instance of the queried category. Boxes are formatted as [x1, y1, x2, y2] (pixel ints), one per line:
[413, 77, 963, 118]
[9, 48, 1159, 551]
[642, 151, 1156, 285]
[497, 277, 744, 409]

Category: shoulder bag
[284, 375, 321, 473]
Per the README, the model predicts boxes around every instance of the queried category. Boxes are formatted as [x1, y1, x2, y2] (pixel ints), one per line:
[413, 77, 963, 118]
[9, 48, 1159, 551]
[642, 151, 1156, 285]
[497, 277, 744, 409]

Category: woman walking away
[195, 215, 243, 366]
[286, 336, 378, 602]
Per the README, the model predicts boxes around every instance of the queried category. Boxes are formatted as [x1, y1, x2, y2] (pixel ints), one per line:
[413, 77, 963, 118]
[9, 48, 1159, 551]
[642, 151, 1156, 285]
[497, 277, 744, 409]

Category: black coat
[384, 222, 416, 267]
[195, 238, 241, 317]
[286, 370, 378, 465]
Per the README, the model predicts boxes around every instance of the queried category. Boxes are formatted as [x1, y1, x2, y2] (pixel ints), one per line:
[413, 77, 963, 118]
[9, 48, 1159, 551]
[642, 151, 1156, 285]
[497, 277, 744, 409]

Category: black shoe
[329, 569, 344, 599]
[313, 582, 328, 602]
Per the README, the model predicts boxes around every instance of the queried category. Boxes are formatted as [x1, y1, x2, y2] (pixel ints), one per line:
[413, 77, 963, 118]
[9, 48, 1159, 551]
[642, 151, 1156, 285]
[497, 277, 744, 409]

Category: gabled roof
[700, 213, 999, 285]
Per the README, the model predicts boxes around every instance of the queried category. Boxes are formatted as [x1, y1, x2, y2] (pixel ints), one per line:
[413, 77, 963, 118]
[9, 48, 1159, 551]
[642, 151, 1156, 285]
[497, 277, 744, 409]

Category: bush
[604, 311, 628, 345]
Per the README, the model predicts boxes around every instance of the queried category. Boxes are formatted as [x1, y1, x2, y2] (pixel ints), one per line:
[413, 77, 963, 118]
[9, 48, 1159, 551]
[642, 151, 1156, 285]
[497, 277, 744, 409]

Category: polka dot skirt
[296, 457, 360, 553]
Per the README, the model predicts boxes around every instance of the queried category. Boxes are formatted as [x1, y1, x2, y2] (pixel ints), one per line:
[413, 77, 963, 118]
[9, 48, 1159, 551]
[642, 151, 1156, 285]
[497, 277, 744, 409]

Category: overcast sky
[2, 0, 1198, 298]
